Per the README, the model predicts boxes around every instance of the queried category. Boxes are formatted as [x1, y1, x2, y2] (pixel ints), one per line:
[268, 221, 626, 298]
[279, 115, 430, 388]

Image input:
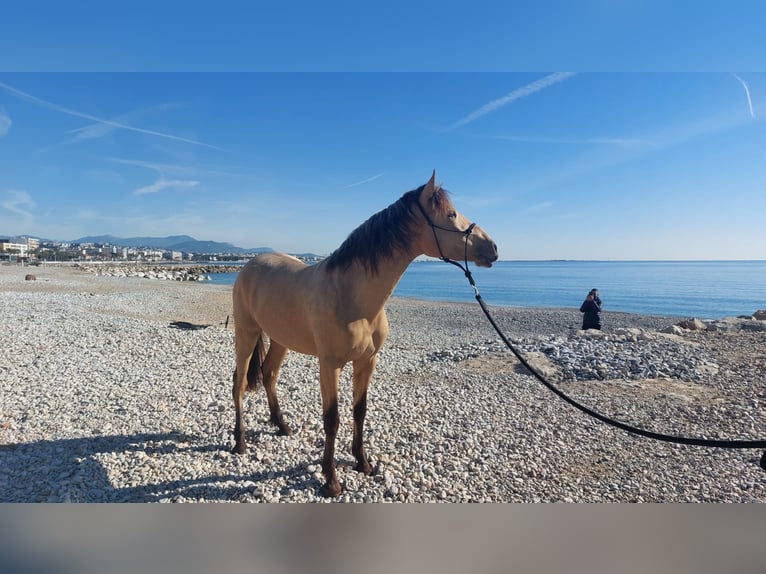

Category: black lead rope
[439, 250, 766, 471]
[416, 199, 766, 467]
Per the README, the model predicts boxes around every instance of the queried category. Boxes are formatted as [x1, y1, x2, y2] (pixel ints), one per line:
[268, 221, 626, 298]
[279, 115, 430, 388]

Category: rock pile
[429, 312, 766, 383]
[663, 312, 766, 334]
[73, 263, 241, 281]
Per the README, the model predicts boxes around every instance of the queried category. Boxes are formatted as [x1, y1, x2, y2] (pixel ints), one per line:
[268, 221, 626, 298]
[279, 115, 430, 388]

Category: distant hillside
[72, 235, 274, 255]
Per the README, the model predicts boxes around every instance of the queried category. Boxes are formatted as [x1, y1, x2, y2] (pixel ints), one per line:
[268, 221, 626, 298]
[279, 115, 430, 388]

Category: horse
[231, 171, 498, 497]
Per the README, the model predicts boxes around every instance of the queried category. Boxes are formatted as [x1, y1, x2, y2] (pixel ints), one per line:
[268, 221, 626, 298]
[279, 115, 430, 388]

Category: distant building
[0, 240, 29, 257]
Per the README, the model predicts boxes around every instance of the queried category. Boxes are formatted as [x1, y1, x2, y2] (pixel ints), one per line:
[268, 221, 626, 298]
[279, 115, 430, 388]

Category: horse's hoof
[276, 426, 293, 437]
[321, 480, 342, 498]
[232, 443, 247, 455]
[354, 460, 373, 475]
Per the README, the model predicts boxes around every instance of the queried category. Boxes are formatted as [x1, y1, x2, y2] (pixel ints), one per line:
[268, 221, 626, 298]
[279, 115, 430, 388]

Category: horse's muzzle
[474, 241, 499, 268]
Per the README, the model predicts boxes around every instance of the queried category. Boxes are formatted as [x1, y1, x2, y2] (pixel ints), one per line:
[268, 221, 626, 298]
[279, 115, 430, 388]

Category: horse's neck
[337, 253, 416, 320]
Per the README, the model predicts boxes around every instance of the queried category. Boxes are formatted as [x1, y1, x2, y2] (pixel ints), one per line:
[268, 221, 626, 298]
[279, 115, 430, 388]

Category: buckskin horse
[231, 171, 498, 496]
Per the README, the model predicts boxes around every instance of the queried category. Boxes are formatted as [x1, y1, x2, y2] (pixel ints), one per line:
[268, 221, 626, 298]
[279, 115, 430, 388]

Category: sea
[207, 260, 766, 320]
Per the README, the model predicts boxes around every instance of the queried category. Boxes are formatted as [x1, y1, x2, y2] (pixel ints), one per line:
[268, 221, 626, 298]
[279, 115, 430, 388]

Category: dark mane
[324, 183, 454, 274]
[324, 185, 423, 274]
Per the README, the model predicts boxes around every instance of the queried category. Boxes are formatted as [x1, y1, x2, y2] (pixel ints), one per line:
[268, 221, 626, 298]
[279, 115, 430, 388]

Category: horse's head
[416, 171, 498, 268]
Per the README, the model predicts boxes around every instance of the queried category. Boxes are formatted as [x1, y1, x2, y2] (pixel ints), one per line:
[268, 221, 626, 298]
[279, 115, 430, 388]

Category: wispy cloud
[492, 135, 656, 146]
[104, 157, 203, 196]
[110, 157, 194, 175]
[522, 201, 553, 214]
[0, 81, 222, 150]
[134, 179, 200, 196]
[108, 157, 257, 181]
[450, 72, 577, 129]
[344, 172, 384, 188]
[732, 73, 756, 118]
[2, 189, 36, 222]
[0, 107, 10, 137]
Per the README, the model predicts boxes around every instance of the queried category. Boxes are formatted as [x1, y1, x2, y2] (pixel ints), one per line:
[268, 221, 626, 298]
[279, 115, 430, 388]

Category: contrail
[0, 81, 223, 150]
[344, 172, 385, 188]
[732, 73, 756, 118]
[66, 103, 177, 144]
[450, 72, 576, 129]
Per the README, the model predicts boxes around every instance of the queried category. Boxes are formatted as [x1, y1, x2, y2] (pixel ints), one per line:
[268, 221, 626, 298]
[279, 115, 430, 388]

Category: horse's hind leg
[246, 335, 267, 391]
[232, 324, 261, 455]
[351, 356, 377, 475]
[261, 341, 292, 436]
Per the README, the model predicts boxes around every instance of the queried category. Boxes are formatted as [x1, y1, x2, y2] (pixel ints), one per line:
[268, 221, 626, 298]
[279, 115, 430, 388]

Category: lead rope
[452, 258, 766, 470]
[415, 198, 766, 467]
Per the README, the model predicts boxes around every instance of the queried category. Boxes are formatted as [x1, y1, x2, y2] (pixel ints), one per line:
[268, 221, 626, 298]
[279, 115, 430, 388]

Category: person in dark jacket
[580, 288, 602, 330]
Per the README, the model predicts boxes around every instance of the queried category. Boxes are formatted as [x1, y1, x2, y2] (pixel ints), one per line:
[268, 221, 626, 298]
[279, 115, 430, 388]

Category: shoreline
[27, 261, 766, 325]
[43, 259, 765, 321]
[12, 260, 722, 323]
[2, 263, 765, 502]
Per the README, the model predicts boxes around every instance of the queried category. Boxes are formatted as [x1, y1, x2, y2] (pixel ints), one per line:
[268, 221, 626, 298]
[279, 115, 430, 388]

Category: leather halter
[414, 197, 478, 288]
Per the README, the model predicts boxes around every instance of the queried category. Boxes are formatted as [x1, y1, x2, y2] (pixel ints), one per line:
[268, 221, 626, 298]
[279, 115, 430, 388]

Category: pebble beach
[1, 263, 765, 503]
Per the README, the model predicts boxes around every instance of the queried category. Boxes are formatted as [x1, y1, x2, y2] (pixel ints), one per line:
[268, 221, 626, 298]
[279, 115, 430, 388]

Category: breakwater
[72, 262, 241, 281]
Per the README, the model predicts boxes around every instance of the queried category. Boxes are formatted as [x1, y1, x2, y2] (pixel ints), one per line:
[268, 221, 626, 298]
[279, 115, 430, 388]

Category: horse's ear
[424, 170, 436, 194]
[423, 170, 438, 208]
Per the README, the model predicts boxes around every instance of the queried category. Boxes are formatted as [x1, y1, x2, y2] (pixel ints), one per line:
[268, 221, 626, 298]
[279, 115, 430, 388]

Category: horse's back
[235, 253, 308, 291]
[242, 252, 307, 273]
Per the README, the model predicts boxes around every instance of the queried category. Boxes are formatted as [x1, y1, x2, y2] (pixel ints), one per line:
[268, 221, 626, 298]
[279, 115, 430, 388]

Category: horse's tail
[246, 334, 267, 391]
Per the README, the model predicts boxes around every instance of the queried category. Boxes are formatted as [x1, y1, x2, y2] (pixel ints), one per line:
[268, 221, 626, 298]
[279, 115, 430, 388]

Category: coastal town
[0, 235, 322, 265]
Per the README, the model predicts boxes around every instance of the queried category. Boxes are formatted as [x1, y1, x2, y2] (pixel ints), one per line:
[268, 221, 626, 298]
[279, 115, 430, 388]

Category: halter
[414, 198, 479, 294]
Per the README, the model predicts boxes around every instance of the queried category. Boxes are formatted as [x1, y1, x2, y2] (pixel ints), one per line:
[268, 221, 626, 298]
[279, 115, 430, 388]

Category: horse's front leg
[351, 355, 377, 475]
[318, 359, 342, 497]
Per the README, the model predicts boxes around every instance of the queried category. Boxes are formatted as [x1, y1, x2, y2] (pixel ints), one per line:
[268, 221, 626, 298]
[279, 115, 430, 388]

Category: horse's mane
[324, 183, 453, 274]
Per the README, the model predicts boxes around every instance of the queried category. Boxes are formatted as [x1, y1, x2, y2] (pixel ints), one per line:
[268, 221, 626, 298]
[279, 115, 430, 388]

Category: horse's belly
[266, 316, 378, 362]
[269, 332, 318, 357]
[257, 308, 318, 356]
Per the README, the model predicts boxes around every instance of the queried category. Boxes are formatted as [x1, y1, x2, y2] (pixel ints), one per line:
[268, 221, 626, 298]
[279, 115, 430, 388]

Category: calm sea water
[208, 260, 765, 319]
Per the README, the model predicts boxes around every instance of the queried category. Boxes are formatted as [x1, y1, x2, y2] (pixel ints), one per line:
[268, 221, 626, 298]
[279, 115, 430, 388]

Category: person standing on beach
[580, 288, 602, 330]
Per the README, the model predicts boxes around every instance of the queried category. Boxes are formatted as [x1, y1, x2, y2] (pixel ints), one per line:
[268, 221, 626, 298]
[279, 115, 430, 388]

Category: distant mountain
[71, 235, 274, 255]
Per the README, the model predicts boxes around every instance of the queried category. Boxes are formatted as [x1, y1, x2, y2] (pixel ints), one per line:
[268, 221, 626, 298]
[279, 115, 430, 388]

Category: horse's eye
[448, 211, 457, 219]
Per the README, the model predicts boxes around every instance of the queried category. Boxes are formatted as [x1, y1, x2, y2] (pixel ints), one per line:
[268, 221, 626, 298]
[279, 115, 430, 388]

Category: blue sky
[1, 72, 764, 260]
[2, 1, 764, 73]
[0, 2, 764, 260]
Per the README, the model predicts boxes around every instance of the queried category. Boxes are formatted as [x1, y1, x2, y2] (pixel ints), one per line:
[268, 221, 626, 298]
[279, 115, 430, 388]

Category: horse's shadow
[0, 430, 317, 502]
